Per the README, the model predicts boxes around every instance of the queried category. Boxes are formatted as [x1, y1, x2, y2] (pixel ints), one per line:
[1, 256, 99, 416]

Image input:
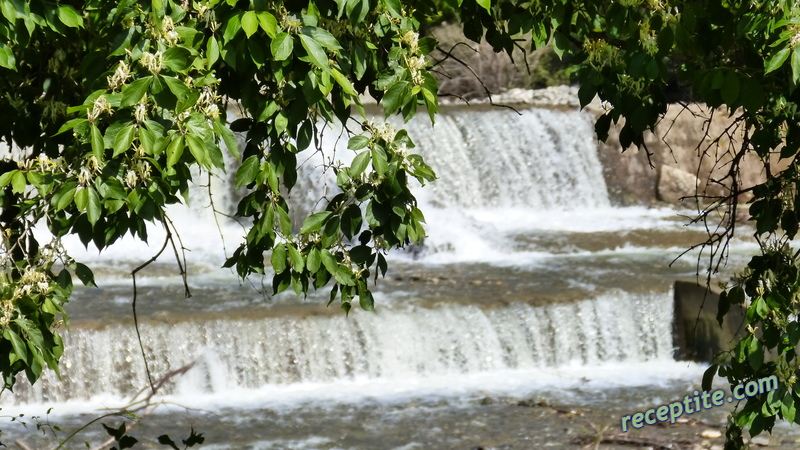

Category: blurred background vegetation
[428, 23, 573, 100]
[420, 0, 573, 100]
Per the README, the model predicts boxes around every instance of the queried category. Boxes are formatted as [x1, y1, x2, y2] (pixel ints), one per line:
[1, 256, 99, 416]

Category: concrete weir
[672, 280, 746, 362]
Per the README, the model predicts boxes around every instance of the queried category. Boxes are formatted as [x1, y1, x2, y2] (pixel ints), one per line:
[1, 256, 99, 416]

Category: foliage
[429, 22, 571, 100]
[0, 0, 438, 392]
[3, 0, 800, 447]
[445, 0, 800, 447]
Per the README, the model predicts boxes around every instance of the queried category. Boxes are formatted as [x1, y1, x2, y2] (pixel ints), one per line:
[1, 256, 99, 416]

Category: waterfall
[5, 291, 672, 406]
[402, 107, 610, 210]
[286, 106, 612, 260]
[1, 104, 683, 417]
[35, 105, 611, 269]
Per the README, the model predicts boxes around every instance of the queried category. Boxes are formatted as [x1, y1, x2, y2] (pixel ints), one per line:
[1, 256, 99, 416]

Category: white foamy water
[5, 291, 673, 408]
[2, 104, 722, 450]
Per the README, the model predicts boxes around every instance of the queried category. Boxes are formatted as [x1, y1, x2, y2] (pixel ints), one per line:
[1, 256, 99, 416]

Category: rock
[700, 429, 722, 439]
[750, 435, 770, 446]
[657, 164, 700, 203]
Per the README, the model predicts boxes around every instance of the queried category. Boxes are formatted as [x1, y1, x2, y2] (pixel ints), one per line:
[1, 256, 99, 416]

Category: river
[3, 104, 791, 448]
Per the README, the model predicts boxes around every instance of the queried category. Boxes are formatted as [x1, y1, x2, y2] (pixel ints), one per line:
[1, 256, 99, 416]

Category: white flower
[791, 31, 800, 49]
[396, 143, 408, 157]
[165, 30, 180, 46]
[86, 155, 102, 173]
[405, 56, 427, 85]
[374, 122, 395, 141]
[203, 103, 220, 120]
[88, 95, 112, 122]
[135, 102, 147, 124]
[124, 169, 139, 189]
[139, 51, 163, 74]
[107, 61, 131, 90]
[15, 267, 50, 298]
[77, 167, 93, 187]
[135, 160, 151, 180]
[402, 31, 419, 52]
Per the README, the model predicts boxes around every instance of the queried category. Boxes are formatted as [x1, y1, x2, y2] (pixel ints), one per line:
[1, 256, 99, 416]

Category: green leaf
[702, 364, 717, 391]
[766, 48, 791, 74]
[307, 247, 321, 272]
[120, 77, 152, 107]
[0, 169, 16, 187]
[371, 146, 388, 176]
[91, 124, 105, 160]
[383, 0, 402, 18]
[476, 0, 491, 12]
[320, 249, 338, 274]
[721, 71, 740, 105]
[242, 11, 258, 38]
[166, 135, 184, 168]
[348, 135, 370, 150]
[359, 289, 374, 311]
[552, 32, 568, 59]
[297, 120, 313, 151]
[783, 392, 796, 423]
[277, 203, 292, 234]
[0, 43, 16, 70]
[54, 182, 77, 211]
[162, 76, 192, 101]
[748, 337, 764, 371]
[275, 111, 288, 133]
[792, 47, 800, 83]
[112, 123, 135, 157]
[303, 27, 341, 50]
[257, 11, 278, 38]
[162, 47, 193, 73]
[301, 211, 332, 234]
[57, 5, 83, 28]
[186, 134, 210, 169]
[207, 36, 220, 69]
[74, 186, 89, 211]
[271, 244, 287, 273]
[345, 0, 369, 23]
[350, 150, 370, 176]
[341, 204, 362, 239]
[287, 244, 304, 272]
[73, 262, 96, 287]
[157, 435, 179, 450]
[4, 328, 27, 364]
[86, 187, 101, 225]
[382, 81, 410, 115]
[271, 33, 293, 60]
[54, 117, 88, 136]
[11, 170, 25, 194]
[223, 13, 241, 41]
[299, 34, 329, 69]
[331, 68, 357, 96]
[119, 435, 138, 449]
[235, 155, 259, 188]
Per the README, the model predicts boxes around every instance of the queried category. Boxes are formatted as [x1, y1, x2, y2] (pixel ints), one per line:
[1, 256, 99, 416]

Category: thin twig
[130, 227, 171, 394]
[433, 45, 522, 115]
[206, 172, 229, 259]
[164, 215, 191, 298]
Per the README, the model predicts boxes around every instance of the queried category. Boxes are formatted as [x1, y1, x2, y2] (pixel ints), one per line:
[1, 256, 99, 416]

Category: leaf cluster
[0, 0, 445, 388]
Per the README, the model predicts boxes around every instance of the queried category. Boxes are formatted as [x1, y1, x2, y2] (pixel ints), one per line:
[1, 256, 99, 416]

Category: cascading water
[3, 104, 713, 449]
[6, 292, 673, 406]
[403, 107, 610, 210]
